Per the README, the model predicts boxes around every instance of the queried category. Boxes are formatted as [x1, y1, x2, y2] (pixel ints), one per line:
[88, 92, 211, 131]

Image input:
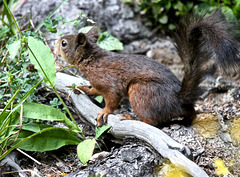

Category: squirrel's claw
[96, 110, 109, 127]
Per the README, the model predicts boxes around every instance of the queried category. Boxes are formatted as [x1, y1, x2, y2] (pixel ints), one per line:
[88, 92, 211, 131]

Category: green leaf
[54, 15, 63, 21]
[46, 26, 52, 32]
[95, 96, 103, 103]
[28, 36, 56, 87]
[95, 125, 111, 139]
[0, 112, 15, 146]
[165, 1, 172, 10]
[21, 103, 78, 131]
[12, 127, 81, 152]
[43, 19, 52, 27]
[74, 20, 83, 28]
[77, 139, 96, 165]
[0, 26, 10, 41]
[21, 123, 53, 133]
[173, 1, 184, 11]
[78, 26, 93, 34]
[7, 40, 21, 59]
[168, 24, 176, 30]
[159, 15, 168, 24]
[97, 31, 123, 51]
[50, 27, 57, 33]
[71, 83, 77, 88]
[52, 20, 59, 26]
[0, 112, 9, 127]
[50, 97, 61, 107]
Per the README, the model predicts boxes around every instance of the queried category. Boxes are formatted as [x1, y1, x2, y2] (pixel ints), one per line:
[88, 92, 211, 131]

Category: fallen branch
[55, 72, 208, 177]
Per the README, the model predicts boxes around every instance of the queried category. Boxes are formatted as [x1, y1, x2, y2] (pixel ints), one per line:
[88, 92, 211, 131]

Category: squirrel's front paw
[96, 110, 109, 127]
[73, 85, 90, 95]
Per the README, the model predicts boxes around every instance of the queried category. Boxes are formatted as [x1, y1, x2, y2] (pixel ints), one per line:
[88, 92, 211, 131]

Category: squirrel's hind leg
[128, 81, 182, 127]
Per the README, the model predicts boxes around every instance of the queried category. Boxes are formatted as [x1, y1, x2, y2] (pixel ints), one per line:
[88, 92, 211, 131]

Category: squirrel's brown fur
[55, 10, 240, 127]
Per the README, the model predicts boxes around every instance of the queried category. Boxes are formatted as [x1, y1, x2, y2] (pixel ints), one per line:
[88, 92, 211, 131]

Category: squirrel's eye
[61, 40, 67, 47]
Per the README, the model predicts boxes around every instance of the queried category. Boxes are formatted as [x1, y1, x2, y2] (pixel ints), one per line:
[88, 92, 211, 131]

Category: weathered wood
[56, 72, 208, 177]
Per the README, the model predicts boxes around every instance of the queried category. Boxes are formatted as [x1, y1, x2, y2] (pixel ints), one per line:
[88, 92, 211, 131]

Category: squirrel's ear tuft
[77, 33, 87, 46]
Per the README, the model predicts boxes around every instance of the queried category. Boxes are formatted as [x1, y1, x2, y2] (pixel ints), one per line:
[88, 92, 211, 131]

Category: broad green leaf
[95, 125, 111, 139]
[95, 96, 103, 104]
[97, 31, 123, 51]
[78, 26, 93, 33]
[7, 40, 21, 59]
[12, 127, 81, 152]
[28, 36, 56, 87]
[21, 123, 53, 133]
[21, 103, 78, 131]
[77, 139, 96, 165]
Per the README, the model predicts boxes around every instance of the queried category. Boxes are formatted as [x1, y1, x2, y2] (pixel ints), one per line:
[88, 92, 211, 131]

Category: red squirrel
[55, 10, 240, 127]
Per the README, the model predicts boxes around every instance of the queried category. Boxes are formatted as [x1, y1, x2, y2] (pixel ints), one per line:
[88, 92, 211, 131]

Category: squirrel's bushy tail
[175, 10, 240, 104]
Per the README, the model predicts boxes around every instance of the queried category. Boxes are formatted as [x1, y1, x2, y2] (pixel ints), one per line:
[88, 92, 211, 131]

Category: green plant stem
[57, 65, 77, 72]
[3, 0, 21, 38]
[27, 44, 81, 133]
[0, 87, 20, 117]
[52, 87, 81, 131]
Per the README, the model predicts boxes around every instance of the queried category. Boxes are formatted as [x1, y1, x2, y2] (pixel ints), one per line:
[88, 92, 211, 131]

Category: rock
[56, 161, 71, 173]
[15, 0, 154, 43]
[220, 132, 232, 143]
[65, 140, 162, 177]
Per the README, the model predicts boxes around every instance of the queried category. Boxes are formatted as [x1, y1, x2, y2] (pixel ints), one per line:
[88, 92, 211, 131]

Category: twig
[16, 148, 42, 165]
[29, 19, 35, 29]
[0, 169, 41, 177]
[7, 82, 13, 98]
[8, 105, 23, 146]
[1, 50, 8, 63]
